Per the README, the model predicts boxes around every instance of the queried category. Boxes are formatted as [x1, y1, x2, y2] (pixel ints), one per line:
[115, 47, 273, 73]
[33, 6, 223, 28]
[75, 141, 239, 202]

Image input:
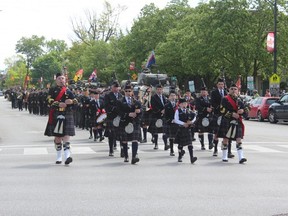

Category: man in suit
[210, 78, 234, 158]
[104, 81, 122, 156]
[148, 84, 168, 150]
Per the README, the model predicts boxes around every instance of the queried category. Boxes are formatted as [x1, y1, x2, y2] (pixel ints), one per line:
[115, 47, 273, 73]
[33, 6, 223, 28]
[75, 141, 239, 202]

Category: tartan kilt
[194, 116, 213, 133]
[118, 122, 141, 142]
[104, 119, 117, 137]
[148, 117, 164, 134]
[217, 117, 243, 140]
[164, 122, 178, 139]
[141, 111, 151, 127]
[44, 111, 75, 137]
[174, 127, 192, 146]
[210, 114, 221, 134]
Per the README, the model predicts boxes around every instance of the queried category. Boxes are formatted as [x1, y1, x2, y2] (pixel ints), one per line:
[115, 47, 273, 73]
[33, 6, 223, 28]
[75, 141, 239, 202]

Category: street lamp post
[273, 0, 277, 74]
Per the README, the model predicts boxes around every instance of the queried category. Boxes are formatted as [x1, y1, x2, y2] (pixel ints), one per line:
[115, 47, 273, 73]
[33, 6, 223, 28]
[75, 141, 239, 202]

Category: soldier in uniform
[174, 98, 197, 164]
[148, 84, 169, 150]
[104, 81, 123, 156]
[217, 84, 248, 164]
[164, 91, 178, 156]
[195, 87, 214, 150]
[44, 72, 78, 165]
[117, 85, 142, 164]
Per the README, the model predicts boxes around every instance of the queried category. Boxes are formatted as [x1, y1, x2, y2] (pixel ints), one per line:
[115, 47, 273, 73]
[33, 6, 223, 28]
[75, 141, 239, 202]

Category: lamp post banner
[267, 32, 274, 53]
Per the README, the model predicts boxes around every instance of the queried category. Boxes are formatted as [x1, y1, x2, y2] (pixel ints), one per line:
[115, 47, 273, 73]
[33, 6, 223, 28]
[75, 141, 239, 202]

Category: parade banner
[267, 32, 274, 53]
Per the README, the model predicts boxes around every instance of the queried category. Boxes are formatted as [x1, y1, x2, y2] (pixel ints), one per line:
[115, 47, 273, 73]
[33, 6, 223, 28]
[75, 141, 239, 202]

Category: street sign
[131, 73, 138, 80]
[188, 81, 195, 92]
[247, 76, 254, 90]
[269, 73, 280, 84]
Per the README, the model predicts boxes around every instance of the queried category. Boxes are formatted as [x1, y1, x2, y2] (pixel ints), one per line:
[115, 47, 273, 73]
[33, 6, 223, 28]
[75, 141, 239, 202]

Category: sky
[0, 0, 201, 70]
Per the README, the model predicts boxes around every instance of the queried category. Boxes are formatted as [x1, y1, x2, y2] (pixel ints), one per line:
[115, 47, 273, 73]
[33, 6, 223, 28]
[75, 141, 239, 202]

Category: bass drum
[113, 116, 121, 127]
[201, 117, 210, 127]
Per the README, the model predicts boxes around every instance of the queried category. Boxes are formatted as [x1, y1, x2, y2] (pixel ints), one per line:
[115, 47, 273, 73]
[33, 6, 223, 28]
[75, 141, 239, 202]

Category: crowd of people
[4, 74, 249, 166]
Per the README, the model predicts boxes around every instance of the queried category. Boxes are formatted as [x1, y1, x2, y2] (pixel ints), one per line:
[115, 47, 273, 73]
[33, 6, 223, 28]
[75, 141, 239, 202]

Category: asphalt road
[0, 97, 287, 216]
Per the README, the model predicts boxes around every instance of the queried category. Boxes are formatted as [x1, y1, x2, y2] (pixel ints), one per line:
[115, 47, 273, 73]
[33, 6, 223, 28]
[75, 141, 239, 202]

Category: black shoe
[89, 136, 93, 139]
[154, 145, 158, 150]
[178, 157, 182, 162]
[131, 157, 140, 164]
[94, 138, 97, 141]
[201, 146, 206, 150]
[228, 153, 235, 158]
[190, 157, 197, 164]
[55, 161, 62, 164]
[100, 136, 105, 141]
[64, 157, 73, 165]
[124, 157, 129, 162]
[164, 145, 170, 151]
[239, 158, 247, 164]
[140, 139, 147, 143]
[170, 152, 175, 156]
[222, 159, 228, 162]
[209, 143, 214, 150]
[213, 151, 218, 157]
[109, 152, 114, 157]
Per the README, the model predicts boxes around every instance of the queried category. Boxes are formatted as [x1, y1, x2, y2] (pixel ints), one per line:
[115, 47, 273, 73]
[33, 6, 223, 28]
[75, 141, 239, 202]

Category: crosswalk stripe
[72, 147, 96, 154]
[244, 145, 282, 153]
[277, 145, 288, 149]
[24, 148, 48, 155]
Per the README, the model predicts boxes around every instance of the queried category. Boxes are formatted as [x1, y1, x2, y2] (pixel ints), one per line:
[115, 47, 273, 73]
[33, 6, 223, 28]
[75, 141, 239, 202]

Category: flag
[267, 32, 274, 53]
[73, 69, 84, 82]
[236, 75, 241, 90]
[89, 69, 97, 82]
[145, 51, 156, 68]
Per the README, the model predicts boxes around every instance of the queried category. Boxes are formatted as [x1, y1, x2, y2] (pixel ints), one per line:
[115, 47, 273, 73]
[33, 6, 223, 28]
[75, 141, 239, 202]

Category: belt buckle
[59, 107, 65, 112]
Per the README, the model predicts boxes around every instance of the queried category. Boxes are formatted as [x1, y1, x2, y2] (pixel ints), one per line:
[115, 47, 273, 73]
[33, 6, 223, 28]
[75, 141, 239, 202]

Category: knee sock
[198, 134, 204, 147]
[213, 139, 219, 151]
[108, 137, 114, 153]
[208, 133, 213, 144]
[188, 145, 194, 158]
[228, 140, 232, 154]
[178, 145, 183, 158]
[93, 129, 98, 139]
[132, 142, 138, 158]
[163, 134, 168, 146]
[222, 143, 228, 160]
[169, 139, 174, 153]
[98, 128, 103, 137]
[154, 134, 158, 146]
[122, 143, 128, 158]
[143, 128, 147, 140]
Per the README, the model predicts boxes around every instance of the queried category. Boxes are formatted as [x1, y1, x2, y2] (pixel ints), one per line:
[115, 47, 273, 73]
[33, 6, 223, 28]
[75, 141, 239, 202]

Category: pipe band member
[174, 98, 197, 164]
[44, 72, 78, 165]
[117, 84, 142, 164]
[217, 84, 248, 164]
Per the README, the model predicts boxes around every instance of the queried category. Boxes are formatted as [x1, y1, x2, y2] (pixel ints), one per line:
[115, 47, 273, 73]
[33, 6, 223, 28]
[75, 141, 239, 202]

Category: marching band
[7, 75, 249, 165]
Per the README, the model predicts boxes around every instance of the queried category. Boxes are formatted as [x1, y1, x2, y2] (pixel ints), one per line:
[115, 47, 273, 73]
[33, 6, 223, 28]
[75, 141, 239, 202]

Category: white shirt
[174, 109, 185, 126]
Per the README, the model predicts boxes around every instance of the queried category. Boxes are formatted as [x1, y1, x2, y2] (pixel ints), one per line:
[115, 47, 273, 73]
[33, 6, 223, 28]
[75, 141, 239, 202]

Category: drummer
[195, 87, 214, 150]
[88, 89, 105, 141]
[117, 84, 142, 164]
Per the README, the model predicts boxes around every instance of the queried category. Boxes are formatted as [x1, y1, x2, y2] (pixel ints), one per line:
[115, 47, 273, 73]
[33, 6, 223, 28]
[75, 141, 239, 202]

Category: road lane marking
[244, 145, 282, 153]
[72, 147, 96, 154]
[24, 148, 48, 155]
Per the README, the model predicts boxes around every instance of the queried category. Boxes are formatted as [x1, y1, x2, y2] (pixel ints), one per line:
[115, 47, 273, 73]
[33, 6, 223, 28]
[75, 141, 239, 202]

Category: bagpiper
[117, 84, 142, 164]
[217, 84, 248, 164]
[174, 98, 197, 164]
[148, 84, 169, 150]
[44, 72, 78, 165]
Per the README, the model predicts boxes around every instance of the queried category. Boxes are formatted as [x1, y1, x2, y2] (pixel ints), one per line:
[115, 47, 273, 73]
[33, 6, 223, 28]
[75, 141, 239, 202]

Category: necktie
[159, 95, 164, 105]
[115, 93, 118, 99]
[127, 97, 131, 105]
[220, 90, 224, 97]
[97, 100, 100, 107]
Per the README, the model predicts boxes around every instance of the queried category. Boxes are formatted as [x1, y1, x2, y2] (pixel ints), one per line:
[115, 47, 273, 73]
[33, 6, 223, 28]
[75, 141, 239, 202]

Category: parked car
[247, 97, 279, 121]
[268, 93, 288, 123]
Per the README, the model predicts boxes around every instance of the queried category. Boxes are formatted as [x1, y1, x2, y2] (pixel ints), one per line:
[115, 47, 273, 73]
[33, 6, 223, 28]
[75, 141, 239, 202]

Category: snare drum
[96, 113, 107, 124]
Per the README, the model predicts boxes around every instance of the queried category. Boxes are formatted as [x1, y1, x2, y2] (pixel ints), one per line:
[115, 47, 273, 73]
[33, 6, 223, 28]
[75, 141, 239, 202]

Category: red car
[247, 96, 279, 121]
